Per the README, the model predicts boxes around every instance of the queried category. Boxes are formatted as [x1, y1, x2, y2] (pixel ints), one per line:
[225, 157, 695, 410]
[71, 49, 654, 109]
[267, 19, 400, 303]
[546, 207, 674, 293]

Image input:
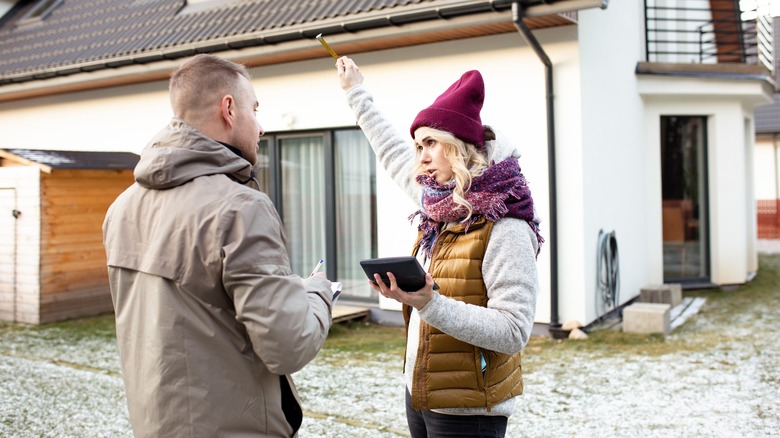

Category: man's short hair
[169, 54, 251, 119]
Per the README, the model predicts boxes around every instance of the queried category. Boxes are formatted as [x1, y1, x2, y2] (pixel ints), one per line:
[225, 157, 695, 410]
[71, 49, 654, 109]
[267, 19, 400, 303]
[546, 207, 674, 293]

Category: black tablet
[359, 256, 439, 292]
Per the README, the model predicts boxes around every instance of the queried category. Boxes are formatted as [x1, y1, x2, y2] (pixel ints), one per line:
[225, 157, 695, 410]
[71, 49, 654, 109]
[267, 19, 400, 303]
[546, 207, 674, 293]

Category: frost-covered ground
[2, 306, 777, 438]
[2, 254, 780, 437]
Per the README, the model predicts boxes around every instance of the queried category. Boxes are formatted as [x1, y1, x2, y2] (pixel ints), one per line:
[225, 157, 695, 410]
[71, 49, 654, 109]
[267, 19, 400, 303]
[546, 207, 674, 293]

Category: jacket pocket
[476, 348, 487, 389]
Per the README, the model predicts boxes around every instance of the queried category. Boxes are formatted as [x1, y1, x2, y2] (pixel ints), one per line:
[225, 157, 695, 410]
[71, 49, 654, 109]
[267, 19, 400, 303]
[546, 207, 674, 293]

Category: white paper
[331, 282, 342, 305]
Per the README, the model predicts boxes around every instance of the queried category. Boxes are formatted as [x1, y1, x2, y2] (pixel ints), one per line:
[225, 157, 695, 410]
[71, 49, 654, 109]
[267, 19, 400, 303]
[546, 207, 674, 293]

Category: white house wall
[570, 0, 654, 325]
[0, 81, 171, 154]
[743, 114, 758, 275]
[639, 79, 771, 286]
[0, 28, 584, 324]
[255, 30, 581, 320]
[575, 0, 770, 323]
[0, 7, 771, 329]
[709, 105, 750, 283]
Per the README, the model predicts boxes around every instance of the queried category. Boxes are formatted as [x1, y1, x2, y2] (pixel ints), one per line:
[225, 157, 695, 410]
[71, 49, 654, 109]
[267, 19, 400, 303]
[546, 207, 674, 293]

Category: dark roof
[755, 16, 780, 134]
[0, 0, 575, 85]
[0, 148, 139, 170]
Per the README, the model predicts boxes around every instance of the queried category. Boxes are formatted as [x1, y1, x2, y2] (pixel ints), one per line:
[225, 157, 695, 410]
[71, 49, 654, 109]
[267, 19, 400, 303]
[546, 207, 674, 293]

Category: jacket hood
[135, 118, 254, 190]
[483, 124, 542, 225]
[483, 124, 521, 163]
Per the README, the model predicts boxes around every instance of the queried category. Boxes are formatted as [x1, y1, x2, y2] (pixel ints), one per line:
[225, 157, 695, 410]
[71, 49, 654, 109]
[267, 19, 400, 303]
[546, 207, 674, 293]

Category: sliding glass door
[258, 130, 377, 299]
[334, 130, 377, 297]
[280, 136, 327, 279]
[660, 116, 709, 283]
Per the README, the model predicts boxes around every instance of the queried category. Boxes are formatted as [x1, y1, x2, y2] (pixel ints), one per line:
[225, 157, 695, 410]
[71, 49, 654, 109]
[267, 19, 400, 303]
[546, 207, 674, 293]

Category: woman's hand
[369, 271, 435, 310]
[337, 56, 364, 91]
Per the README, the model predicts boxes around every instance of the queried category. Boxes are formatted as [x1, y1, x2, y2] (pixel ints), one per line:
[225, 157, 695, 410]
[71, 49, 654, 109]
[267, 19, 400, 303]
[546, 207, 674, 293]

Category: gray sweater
[345, 85, 540, 417]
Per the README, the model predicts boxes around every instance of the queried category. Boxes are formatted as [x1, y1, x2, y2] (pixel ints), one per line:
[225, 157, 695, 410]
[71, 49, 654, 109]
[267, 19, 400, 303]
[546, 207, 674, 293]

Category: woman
[337, 56, 542, 438]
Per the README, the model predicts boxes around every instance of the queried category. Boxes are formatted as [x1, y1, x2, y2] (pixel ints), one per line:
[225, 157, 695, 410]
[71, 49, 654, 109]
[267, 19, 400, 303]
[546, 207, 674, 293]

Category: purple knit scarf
[410, 157, 543, 258]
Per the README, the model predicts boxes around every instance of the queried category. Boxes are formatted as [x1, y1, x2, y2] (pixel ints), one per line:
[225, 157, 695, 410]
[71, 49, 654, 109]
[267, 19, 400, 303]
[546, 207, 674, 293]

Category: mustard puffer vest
[404, 217, 524, 411]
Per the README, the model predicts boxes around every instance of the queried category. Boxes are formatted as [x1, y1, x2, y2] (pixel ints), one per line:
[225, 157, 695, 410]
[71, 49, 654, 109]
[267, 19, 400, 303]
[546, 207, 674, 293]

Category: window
[258, 129, 377, 299]
[179, 0, 239, 14]
[17, 0, 62, 26]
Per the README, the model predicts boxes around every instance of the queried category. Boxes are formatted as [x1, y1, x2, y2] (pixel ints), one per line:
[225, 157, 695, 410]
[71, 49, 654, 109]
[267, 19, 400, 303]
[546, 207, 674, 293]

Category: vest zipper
[415, 322, 429, 409]
[415, 230, 444, 410]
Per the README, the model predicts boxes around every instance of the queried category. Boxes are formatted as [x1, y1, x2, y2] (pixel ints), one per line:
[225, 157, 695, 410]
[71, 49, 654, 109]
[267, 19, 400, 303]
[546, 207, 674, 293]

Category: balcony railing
[645, 0, 774, 74]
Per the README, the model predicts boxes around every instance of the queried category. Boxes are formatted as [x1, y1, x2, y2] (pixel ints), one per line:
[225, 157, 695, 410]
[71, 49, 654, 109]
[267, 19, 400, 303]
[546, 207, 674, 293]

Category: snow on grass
[513, 345, 778, 437]
[0, 355, 130, 437]
[2, 252, 780, 437]
[2, 322, 778, 437]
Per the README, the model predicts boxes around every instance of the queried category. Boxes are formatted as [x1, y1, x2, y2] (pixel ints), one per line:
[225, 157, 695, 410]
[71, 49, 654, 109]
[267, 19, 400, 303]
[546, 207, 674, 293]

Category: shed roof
[0, 148, 139, 172]
[0, 0, 587, 86]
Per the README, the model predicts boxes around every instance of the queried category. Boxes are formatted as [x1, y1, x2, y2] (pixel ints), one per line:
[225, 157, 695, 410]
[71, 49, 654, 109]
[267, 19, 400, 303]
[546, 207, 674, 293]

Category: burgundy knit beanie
[410, 70, 485, 147]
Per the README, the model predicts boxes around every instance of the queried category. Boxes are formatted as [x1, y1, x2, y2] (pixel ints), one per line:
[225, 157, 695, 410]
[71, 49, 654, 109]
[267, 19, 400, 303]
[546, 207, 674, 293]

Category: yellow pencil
[316, 33, 339, 59]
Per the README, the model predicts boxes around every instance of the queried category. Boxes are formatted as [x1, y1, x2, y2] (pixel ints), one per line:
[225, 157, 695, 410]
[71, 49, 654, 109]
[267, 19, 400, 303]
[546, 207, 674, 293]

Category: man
[103, 54, 333, 437]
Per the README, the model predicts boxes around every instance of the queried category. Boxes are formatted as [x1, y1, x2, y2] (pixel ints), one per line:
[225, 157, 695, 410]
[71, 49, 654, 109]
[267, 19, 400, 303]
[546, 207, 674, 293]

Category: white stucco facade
[0, 27, 580, 323]
[0, 3, 773, 327]
[638, 80, 771, 286]
[572, 0, 651, 324]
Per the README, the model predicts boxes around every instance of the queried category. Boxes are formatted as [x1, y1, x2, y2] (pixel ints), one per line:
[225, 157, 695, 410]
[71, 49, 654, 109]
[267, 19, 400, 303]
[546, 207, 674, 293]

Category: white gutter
[523, 0, 607, 17]
[0, 0, 607, 102]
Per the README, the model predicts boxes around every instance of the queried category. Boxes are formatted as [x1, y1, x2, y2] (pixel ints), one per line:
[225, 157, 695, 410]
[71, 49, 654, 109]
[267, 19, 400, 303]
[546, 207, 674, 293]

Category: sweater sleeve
[345, 84, 421, 205]
[417, 218, 539, 354]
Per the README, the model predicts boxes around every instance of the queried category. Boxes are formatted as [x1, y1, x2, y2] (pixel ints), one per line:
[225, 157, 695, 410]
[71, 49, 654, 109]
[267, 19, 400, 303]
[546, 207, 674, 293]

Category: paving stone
[640, 283, 682, 307]
[623, 302, 671, 335]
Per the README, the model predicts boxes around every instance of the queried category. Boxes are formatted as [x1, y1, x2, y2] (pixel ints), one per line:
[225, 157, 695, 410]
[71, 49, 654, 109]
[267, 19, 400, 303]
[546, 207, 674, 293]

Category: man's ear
[221, 95, 235, 129]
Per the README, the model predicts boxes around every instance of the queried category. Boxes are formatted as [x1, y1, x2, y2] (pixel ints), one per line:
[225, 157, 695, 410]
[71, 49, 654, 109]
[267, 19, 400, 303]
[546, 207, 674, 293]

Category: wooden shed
[0, 149, 138, 324]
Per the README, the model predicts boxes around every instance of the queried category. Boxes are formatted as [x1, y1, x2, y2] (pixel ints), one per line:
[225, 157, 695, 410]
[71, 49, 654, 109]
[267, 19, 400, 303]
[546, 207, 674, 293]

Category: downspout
[511, 1, 563, 336]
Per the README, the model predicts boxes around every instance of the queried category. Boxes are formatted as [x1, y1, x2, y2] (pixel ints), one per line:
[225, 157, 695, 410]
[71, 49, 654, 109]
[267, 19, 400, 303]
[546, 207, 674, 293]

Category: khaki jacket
[405, 219, 523, 410]
[103, 119, 332, 437]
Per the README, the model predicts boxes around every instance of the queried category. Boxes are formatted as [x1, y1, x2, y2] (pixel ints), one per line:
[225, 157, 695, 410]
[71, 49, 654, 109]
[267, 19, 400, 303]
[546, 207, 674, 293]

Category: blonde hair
[414, 126, 489, 220]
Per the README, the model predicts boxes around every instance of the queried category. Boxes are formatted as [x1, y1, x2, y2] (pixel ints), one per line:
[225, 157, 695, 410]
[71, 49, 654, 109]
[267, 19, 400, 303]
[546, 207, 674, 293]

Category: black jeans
[405, 390, 508, 438]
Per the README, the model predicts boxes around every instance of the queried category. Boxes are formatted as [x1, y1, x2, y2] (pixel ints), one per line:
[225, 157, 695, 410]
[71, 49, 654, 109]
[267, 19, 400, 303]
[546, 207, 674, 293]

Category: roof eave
[0, 0, 606, 102]
[0, 149, 53, 172]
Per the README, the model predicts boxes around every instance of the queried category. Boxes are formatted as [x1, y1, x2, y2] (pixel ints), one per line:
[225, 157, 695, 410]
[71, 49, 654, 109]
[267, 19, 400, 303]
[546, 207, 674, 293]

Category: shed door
[0, 188, 17, 321]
